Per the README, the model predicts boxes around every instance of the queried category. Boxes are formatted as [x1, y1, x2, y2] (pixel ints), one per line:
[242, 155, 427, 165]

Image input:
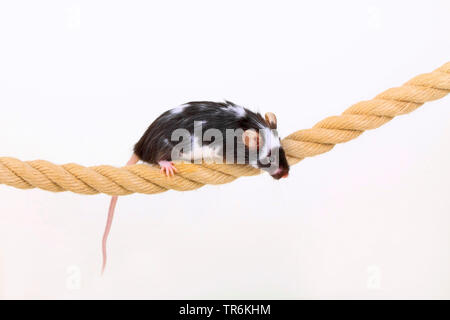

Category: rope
[1, 62, 449, 196]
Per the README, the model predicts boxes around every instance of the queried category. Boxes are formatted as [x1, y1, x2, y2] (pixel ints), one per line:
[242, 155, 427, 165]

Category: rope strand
[1, 62, 449, 196]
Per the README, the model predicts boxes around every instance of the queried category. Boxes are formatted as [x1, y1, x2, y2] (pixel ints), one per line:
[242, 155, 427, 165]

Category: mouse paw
[158, 160, 177, 177]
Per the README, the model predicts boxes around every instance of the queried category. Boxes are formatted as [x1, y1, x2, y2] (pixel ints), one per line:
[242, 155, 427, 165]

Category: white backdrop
[0, 0, 449, 299]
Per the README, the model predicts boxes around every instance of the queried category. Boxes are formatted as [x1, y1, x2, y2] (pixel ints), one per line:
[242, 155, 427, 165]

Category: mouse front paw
[158, 160, 177, 177]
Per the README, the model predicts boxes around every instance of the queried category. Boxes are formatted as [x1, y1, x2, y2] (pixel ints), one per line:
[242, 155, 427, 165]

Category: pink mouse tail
[101, 153, 140, 275]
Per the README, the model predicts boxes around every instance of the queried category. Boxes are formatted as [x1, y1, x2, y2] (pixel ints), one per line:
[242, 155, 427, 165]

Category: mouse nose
[272, 168, 289, 179]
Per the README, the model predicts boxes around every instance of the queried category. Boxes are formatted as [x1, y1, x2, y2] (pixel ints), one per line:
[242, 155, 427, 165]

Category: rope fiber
[1, 62, 449, 196]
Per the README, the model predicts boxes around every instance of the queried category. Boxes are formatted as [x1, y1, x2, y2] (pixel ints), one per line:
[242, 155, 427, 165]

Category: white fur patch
[170, 104, 186, 114]
[259, 128, 281, 159]
[178, 135, 222, 163]
[223, 104, 246, 118]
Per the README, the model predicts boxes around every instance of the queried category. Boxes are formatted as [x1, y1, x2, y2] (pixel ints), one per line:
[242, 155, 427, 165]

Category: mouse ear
[265, 112, 277, 129]
[242, 129, 260, 150]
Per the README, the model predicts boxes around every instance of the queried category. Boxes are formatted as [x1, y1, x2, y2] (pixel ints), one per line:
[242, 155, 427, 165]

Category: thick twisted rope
[1, 62, 449, 196]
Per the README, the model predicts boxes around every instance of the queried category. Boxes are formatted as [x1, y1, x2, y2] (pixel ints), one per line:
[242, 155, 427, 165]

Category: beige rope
[1, 62, 449, 196]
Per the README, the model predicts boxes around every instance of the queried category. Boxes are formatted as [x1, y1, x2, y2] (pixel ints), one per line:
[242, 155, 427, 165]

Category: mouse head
[242, 112, 290, 180]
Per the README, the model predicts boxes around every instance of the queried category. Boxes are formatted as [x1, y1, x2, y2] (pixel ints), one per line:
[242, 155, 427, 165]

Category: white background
[0, 0, 449, 299]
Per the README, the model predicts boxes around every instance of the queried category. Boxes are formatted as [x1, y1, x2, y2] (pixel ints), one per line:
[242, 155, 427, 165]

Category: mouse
[101, 100, 290, 273]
